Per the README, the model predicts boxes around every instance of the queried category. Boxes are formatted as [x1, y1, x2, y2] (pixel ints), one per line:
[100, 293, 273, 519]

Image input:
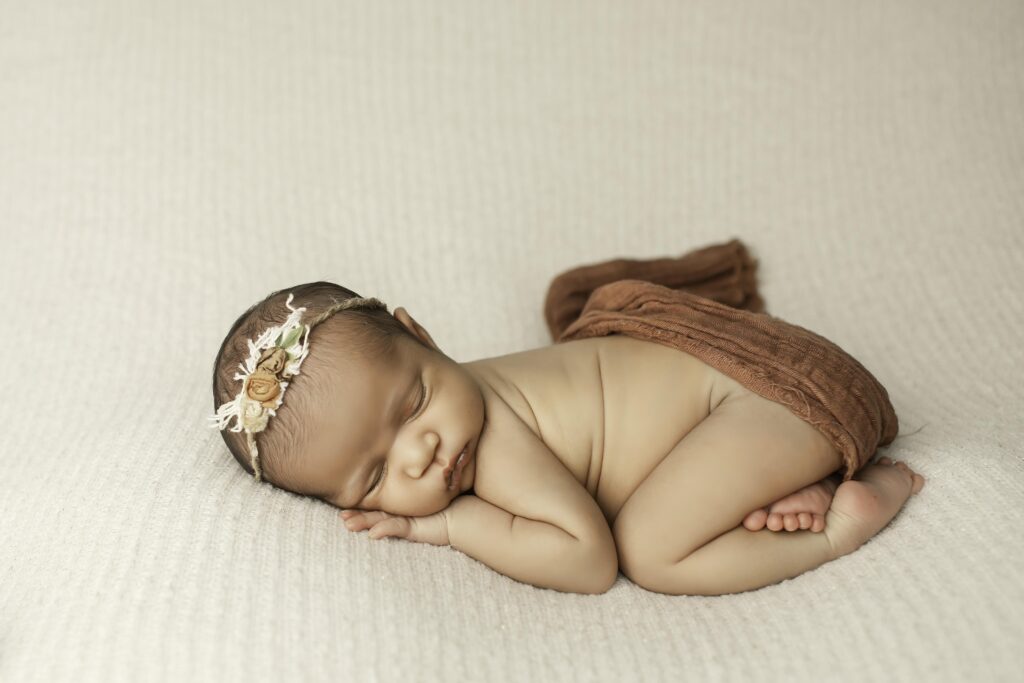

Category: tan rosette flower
[246, 371, 282, 407]
[256, 347, 289, 376]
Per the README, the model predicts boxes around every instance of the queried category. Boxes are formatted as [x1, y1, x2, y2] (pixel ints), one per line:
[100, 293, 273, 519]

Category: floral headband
[207, 293, 312, 482]
[208, 291, 387, 482]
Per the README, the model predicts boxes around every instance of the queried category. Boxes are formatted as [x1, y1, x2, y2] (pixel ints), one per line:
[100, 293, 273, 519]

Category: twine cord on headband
[208, 291, 388, 482]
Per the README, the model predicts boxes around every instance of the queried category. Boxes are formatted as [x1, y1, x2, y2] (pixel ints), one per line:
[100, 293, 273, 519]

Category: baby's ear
[394, 307, 441, 352]
[393, 306, 416, 334]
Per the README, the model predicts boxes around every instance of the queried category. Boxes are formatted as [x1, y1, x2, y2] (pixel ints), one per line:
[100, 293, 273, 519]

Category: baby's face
[289, 309, 485, 517]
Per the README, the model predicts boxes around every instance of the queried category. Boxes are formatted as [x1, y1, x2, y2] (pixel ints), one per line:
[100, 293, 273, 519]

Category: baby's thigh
[718, 386, 841, 472]
[612, 386, 843, 572]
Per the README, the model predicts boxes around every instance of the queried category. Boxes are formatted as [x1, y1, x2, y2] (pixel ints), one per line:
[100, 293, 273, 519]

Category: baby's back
[465, 335, 729, 526]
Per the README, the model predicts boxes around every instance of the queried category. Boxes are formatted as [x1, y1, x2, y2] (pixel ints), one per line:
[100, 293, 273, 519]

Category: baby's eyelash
[370, 461, 386, 493]
[412, 377, 427, 417]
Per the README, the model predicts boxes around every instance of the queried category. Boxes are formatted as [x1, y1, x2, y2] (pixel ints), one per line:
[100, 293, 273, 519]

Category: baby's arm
[446, 494, 615, 594]
[445, 407, 617, 594]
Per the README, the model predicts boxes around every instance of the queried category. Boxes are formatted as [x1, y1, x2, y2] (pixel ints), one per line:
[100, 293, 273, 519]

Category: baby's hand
[339, 508, 450, 547]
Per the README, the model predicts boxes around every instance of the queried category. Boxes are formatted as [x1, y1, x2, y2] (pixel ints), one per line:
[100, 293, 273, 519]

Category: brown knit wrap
[543, 238, 898, 481]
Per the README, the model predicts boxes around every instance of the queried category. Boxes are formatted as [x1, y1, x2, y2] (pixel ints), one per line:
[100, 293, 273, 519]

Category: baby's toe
[810, 514, 826, 532]
[798, 512, 813, 529]
[743, 508, 768, 531]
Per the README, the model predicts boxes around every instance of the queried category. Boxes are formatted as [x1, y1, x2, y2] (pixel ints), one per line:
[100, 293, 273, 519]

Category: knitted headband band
[208, 292, 388, 482]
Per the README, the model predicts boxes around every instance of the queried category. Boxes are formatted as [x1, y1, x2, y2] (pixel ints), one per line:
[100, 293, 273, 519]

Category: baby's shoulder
[472, 334, 670, 390]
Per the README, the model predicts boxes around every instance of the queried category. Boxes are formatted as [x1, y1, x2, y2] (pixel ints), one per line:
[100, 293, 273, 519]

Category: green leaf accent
[279, 326, 303, 349]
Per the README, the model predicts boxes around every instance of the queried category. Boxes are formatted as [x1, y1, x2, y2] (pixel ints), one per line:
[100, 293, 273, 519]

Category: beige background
[1, 1, 1021, 681]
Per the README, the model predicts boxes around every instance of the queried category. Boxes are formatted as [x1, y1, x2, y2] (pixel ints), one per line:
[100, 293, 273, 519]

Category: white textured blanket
[1, 1, 1021, 681]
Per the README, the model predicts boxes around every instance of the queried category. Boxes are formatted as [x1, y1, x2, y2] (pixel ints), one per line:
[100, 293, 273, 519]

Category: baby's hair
[210, 281, 416, 493]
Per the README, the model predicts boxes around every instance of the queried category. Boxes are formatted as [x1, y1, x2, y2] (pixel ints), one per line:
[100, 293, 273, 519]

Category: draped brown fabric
[542, 238, 898, 481]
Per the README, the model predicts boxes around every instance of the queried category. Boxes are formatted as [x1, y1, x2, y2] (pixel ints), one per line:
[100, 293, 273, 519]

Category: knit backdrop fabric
[1, 1, 1021, 681]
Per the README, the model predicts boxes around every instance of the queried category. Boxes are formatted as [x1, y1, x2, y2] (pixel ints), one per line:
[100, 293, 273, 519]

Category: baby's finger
[340, 510, 387, 530]
[369, 516, 409, 540]
[363, 511, 393, 525]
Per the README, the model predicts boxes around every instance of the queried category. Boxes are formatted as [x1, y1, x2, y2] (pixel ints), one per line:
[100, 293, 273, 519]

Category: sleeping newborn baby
[210, 281, 924, 595]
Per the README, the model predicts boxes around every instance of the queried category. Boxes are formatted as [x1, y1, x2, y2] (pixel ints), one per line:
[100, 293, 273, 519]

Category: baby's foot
[742, 473, 841, 533]
[821, 456, 926, 557]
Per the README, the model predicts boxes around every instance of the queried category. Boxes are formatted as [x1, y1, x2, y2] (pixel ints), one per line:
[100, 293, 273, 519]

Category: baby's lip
[445, 442, 469, 489]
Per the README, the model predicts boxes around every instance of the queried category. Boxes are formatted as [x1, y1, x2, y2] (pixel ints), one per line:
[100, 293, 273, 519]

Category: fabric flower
[245, 371, 282, 405]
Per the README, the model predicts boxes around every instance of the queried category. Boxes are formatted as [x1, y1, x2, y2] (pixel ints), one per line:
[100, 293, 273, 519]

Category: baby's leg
[612, 388, 922, 596]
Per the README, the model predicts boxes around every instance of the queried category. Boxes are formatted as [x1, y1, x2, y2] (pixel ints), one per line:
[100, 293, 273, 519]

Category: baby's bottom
[612, 379, 849, 595]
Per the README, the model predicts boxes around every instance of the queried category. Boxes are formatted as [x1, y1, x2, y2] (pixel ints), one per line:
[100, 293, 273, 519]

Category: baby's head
[210, 281, 484, 517]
